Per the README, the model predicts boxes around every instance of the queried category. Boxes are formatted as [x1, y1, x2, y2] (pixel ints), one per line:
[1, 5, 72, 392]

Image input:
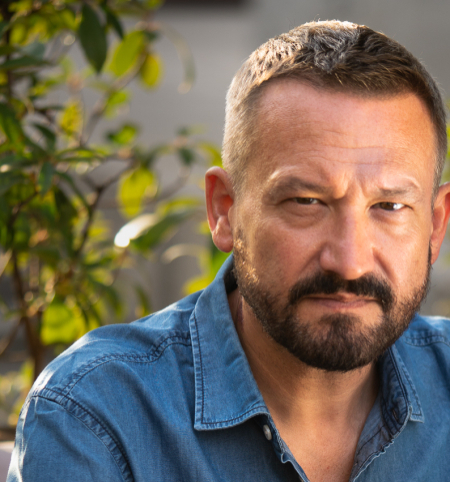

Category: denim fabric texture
[7, 255, 450, 481]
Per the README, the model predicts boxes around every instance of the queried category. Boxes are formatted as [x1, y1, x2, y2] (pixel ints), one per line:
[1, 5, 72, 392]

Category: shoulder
[400, 314, 450, 347]
[29, 291, 201, 402]
[396, 314, 450, 385]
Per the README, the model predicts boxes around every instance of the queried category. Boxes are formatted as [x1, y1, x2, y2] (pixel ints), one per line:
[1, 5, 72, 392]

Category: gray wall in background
[115, 0, 450, 316]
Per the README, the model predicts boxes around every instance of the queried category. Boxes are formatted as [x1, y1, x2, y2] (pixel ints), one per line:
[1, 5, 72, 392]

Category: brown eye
[293, 198, 319, 205]
[377, 202, 404, 211]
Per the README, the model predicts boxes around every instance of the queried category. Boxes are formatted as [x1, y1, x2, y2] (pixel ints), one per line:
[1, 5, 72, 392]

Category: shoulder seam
[32, 333, 191, 399]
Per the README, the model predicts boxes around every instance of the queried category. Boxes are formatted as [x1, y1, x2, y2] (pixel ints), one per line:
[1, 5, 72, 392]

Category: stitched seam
[200, 405, 268, 425]
[388, 349, 408, 418]
[192, 311, 206, 424]
[355, 425, 383, 459]
[61, 335, 191, 396]
[403, 336, 450, 348]
[29, 392, 130, 482]
[397, 357, 422, 417]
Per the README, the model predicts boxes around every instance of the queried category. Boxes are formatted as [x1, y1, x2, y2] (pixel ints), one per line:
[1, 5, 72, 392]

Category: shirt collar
[190, 254, 424, 432]
[190, 255, 268, 431]
[378, 340, 424, 432]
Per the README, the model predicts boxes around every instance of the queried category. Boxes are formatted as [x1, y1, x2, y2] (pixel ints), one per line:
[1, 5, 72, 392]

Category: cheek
[249, 220, 318, 285]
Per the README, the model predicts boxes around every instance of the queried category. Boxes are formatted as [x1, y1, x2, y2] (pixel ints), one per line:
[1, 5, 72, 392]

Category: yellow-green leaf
[109, 31, 145, 77]
[139, 53, 162, 88]
[41, 299, 85, 345]
[59, 100, 83, 137]
[118, 167, 156, 218]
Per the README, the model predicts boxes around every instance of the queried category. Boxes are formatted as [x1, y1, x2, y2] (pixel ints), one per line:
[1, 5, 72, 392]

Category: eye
[292, 197, 320, 205]
[375, 202, 405, 211]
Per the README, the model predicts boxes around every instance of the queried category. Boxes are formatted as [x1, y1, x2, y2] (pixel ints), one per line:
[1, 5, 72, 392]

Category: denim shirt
[7, 256, 450, 481]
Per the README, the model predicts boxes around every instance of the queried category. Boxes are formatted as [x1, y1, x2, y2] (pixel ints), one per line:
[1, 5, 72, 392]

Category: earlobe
[205, 167, 235, 253]
[430, 182, 450, 264]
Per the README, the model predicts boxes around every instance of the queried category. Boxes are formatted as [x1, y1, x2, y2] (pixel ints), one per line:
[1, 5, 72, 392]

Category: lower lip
[303, 298, 375, 311]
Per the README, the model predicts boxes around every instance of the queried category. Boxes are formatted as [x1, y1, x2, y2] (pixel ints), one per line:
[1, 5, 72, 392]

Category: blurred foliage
[0, 0, 224, 423]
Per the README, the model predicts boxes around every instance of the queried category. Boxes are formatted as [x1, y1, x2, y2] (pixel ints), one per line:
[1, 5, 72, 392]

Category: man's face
[231, 80, 438, 372]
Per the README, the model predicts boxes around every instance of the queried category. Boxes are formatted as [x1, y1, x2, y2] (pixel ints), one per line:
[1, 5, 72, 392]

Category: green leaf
[106, 124, 138, 145]
[131, 208, 195, 251]
[41, 298, 85, 345]
[139, 53, 162, 88]
[144, 31, 159, 43]
[104, 8, 124, 39]
[198, 142, 222, 167]
[0, 103, 24, 150]
[78, 4, 107, 74]
[104, 90, 130, 118]
[59, 100, 83, 137]
[33, 123, 56, 151]
[21, 42, 46, 60]
[118, 167, 156, 218]
[38, 162, 54, 196]
[58, 172, 91, 213]
[0, 56, 49, 71]
[109, 31, 145, 77]
[135, 285, 152, 318]
[0, 22, 8, 38]
[178, 147, 195, 166]
[0, 172, 24, 196]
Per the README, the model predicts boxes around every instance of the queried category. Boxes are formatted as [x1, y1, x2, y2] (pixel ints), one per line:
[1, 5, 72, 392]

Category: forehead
[245, 80, 436, 193]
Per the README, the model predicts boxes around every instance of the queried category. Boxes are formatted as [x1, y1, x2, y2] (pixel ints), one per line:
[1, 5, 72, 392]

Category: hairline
[229, 78, 443, 203]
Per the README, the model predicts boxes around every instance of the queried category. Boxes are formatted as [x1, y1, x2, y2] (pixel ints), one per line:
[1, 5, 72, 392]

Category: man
[8, 20, 450, 482]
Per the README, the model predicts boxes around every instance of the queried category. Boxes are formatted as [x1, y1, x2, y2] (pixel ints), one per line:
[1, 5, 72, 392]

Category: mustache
[288, 272, 395, 312]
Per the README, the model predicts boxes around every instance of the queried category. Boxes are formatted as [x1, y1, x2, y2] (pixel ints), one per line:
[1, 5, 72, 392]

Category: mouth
[302, 293, 378, 311]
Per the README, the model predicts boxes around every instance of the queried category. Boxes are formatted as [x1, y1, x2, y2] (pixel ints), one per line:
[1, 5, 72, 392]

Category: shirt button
[263, 424, 272, 441]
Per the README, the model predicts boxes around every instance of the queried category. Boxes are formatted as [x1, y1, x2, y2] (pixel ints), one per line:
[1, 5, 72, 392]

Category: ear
[430, 182, 450, 264]
[205, 167, 235, 253]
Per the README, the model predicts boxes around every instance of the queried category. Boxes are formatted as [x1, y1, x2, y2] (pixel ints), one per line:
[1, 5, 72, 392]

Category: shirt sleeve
[7, 396, 127, 482]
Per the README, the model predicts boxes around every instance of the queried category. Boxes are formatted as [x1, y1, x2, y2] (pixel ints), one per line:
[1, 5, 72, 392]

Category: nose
[319, 211, 375, 280]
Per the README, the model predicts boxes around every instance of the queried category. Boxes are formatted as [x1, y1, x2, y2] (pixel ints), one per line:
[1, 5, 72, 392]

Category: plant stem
[11, 250, 44, 381]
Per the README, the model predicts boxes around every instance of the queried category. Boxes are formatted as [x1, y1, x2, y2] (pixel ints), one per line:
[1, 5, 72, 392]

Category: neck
[228, 289, 379, 430]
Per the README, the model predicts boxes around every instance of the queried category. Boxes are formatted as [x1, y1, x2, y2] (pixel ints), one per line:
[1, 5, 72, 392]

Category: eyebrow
[265, 177, 332, 203]
[265, 176, 423, 203]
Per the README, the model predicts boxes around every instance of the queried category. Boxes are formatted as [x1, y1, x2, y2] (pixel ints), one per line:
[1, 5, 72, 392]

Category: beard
[233, 233, 431, 372]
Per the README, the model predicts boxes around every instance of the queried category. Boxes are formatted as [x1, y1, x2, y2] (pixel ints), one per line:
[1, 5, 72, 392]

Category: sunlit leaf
[78, 4, 107, 74]
[41, 298, 85, 345]
[38, 162, 54, 196]
[109, 31, 145, 77]
[198, 142, 222, 167]
[131, 208, 196, 251]
[106, 124, 138, 145]
[59, 100, 83, 137]
[118, 167, 156, 218]
[139, 53, 162, 88]
[104, 90, 130, 118]
[144, 0, 164, 8]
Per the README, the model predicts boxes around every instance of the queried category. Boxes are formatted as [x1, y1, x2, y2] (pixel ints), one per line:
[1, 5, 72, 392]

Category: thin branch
[0, 318, 21, 359]
[80, 53, 148, 146]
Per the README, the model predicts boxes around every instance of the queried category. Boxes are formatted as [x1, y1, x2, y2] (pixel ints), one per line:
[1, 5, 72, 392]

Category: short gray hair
[223, 20, 447, 196]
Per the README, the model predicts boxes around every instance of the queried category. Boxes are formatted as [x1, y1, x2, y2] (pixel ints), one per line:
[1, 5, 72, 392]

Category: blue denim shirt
[7, 256, 450, 481]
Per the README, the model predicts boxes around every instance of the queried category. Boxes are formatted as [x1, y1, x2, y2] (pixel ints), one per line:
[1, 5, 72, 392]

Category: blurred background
[0, 0, 450, 476]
